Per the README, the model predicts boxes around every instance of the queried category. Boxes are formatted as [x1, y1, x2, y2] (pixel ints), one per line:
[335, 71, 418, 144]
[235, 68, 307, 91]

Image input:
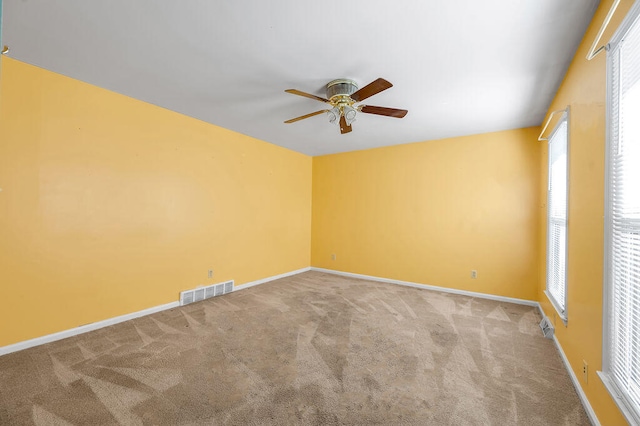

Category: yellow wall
[0, 57, 312, 347]
[312, 127, 541, 301]
[537, 0, 635, 424]
[1, 2, 635, 420]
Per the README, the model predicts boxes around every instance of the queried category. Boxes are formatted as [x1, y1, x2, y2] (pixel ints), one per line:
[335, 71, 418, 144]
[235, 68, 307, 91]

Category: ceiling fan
[284, 78, 408, 134]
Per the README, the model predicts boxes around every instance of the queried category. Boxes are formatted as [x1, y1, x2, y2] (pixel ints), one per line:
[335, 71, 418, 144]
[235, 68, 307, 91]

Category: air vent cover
[180, 280, 234, 306]
[539, 317, 555, 339]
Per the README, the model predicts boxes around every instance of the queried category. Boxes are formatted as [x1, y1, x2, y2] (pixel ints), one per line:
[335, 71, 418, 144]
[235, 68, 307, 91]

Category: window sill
[544, 290, 568, 326]
[598, 371, 640, 425]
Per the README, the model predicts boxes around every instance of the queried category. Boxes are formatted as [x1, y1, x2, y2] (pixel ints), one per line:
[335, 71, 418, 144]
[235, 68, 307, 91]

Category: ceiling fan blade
[350, 78, 393, 103]
[284, 110, 327, 124]
[360, 105, 408, 118]
[339, 115, 352, 134]
[285, 89, 330, 103]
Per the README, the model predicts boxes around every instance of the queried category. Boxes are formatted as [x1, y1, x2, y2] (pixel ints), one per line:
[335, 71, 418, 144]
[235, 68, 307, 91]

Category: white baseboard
[0, 267, 311, 357]
[234, 267, 311, 291]
[0, 301, 180, 357]
[553, 336, 601, 425]
[311, 267, 538, 307]
[536, 306, 600, 426]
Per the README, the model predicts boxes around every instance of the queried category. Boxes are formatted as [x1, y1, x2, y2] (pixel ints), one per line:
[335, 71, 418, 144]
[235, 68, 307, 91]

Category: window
[601, 2, 640, 423]
[545, 113, 569, 323]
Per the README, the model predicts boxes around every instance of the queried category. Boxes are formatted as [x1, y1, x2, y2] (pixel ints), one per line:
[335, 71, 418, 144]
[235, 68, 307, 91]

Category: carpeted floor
[0, 271, 590, 425]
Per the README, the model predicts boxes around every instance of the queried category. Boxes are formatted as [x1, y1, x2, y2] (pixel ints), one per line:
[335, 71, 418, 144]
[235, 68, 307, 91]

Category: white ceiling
[2, 1, 599, 156]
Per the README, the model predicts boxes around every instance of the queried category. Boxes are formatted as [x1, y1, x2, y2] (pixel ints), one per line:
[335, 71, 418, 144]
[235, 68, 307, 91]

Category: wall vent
[205, 286, 215, 299]
[539, 317, 555, 339]
[180, 280, 234, 306]
[214, 283, 223, 296]
[182, 291, 194, 305]
[194, 288, 205, 303]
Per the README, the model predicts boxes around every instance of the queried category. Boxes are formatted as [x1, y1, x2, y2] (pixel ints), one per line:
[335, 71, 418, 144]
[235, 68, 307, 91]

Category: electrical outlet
[208, 270, 213, 279]
[331, 254, 336, 261]
[583, 360, 588, 384]
[471, 270, 477, 279]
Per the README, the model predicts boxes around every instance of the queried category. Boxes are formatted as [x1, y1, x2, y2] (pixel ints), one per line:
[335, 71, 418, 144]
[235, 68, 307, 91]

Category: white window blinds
[546, 116, 569, 319]
[602, 2, 640, 423]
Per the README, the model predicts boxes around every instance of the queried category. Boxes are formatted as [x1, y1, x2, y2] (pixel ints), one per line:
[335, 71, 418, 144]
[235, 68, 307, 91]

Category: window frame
[544, 111, 570, 325]
[599, 2, 640, 424]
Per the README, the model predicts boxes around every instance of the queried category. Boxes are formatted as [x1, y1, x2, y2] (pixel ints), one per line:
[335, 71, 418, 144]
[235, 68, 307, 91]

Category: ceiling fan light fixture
[327, 106, 340, 124]
[343, 105, 357, 125]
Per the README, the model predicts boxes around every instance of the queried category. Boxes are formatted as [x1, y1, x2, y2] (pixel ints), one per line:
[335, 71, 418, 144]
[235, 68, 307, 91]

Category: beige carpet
[0, 271, 590, 425]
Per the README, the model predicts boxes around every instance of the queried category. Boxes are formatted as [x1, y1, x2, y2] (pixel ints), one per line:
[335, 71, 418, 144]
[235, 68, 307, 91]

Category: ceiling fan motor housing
[326, 79, 358, 99]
